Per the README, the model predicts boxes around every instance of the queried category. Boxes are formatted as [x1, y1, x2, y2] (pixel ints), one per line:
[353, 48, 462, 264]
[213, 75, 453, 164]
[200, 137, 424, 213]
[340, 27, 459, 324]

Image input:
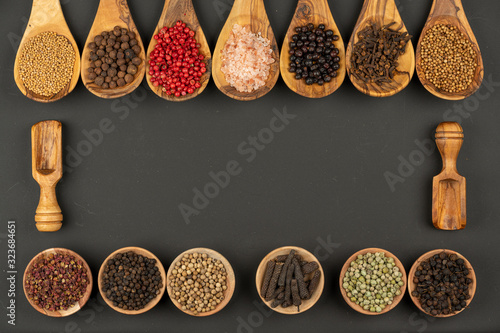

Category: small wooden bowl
[98, 247, 166, 315]
[339, 248, 407, 315]
[23, 248, 93, 317]
[408, 249, 476, 317]
[255, 246, 324, 314]
[166, 247, 235, 316]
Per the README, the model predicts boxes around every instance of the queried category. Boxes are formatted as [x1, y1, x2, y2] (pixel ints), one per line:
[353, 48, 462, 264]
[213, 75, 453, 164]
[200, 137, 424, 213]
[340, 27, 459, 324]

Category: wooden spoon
[416, 0, 483, 100]
[432, 122, 466, 230]
[408, 249, 476, 317]
[346, 0, 415, 97]
[98, 247, 166, 315]
[81, 0, 145, 99]
[212, 0, 280, 101]
[255, 246, 324, 314]
[280, 0, 346, 98]
[13, 0, 80, 103]
[32, 120, 63, 232]
[339, 248, 407, 315]
[23, 248, 93, 317]
[166, 248, 235, 316]
[146, 0, 211, 102]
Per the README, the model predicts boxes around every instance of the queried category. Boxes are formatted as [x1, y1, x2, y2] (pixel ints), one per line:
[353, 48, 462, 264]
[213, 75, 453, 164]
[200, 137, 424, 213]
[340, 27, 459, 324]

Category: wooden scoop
[32, 121, 63, 232]
[432, 122, 466, 230]
[212, 0, 280, 101]
[416, 0, 483, 100]
[346, 0, 414, 97]
[13, 0, 80, 103]
[81, 0, 145, 99]
[280, 0, 346, 98]
[146, 0, 212, 101]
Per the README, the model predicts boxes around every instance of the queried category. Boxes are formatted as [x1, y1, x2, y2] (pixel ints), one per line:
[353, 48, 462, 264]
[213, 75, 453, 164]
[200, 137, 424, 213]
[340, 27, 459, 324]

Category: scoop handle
[435, 122, 463, 173]
[35, 186, 63, 232]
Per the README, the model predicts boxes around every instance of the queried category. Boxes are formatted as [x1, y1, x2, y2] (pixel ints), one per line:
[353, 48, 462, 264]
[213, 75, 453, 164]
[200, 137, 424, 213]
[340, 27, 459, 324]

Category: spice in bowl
[86, 26, 142, 89]
[411, 251, 474, 316]
[148, 20, 207, 97]
[419, 24, 477, 93]
[24, 252, 89, 312]
[341, 251, 404, 313]
[350, 22, 412, 85]
[288, 23, 341, 85]
[168, 252, 228, 315]
[18, 31, 76, 97]
[221, 24, 275, 93]
[101, 251, 163, 311]
[260, 249, 322, 311]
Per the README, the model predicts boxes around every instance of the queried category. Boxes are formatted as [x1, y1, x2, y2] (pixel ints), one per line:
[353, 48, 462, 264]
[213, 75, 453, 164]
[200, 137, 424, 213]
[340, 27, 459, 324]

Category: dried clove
[350, 22, 412, 85]
[260, 260, 276, 298]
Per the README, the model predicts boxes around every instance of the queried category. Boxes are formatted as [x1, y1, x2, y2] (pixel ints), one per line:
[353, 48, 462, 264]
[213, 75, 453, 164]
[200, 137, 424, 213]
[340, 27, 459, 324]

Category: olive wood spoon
[280, 0, 346, 98]
[432, 122, 466, 230]
[346, 0, 414, 97]
[212, 0, 280, 101]
[81, 0, 145, 99]
[416, 0, 483, 100]
[13, 0, 80, 103]
[146, 0, 211, 101]
[31, 120, 63, 232]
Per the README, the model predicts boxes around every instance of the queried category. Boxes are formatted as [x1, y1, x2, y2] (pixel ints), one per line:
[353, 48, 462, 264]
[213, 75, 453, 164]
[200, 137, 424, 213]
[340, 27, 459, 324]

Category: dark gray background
[1, 0, 499, 332]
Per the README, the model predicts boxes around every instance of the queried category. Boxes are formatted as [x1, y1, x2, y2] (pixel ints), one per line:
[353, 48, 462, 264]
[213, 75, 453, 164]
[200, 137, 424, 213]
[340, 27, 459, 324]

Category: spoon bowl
[23, 248, 92, 317]
[212, 0, 280, 101]
[280, 0, 346, 98]
[346, 0, 414, 97]
[416, 0, 483, 100]
[166, 248, 235, 316]
[13, 0, 80, 102]
[98, 247, 166, 315]
[81, 0, 145, 99]
[408, 249, 476, 317]
[146, 0, 211, 102]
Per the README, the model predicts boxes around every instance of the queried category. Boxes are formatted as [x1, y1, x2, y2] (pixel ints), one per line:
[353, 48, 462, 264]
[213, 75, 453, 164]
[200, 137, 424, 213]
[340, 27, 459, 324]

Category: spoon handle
[30, 0, 64, 22]
[435, 122, 463, 173]
[429, 0, 464, 17]
[35, 186, 63, 232]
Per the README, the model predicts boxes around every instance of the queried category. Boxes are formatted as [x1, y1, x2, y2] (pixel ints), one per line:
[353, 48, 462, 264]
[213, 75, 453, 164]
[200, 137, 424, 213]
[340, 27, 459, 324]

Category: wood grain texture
[23, 248, 93, 317]
[31, 120, 63, 232]
[98, 247, 166, 315]
[146, 0, 211, 102]
[81, 0, 145, 99]
[339, 248, 407, 315]
[416, 0, 483, 100]
[13, 0, 80, 103]
[346, 0, 414, 97]
[166, 248, 235, 316]
[432, 122, 466, 230]
[255, 246, 324, 314]
[280, 0, 346, 98]
[408, 249, 476, 317]
[212, 0, 279, 101]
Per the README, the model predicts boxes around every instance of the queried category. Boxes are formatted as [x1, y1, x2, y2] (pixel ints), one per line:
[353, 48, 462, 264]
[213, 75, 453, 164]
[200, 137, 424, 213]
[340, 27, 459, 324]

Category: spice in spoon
[342, 252, 404, 313]
[419, 24, 477, 93]
[18, 31, 75, 97]
[350, 22, 412, 85]
[25, 252, 89, 311]
[411, 252, 473, 316]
